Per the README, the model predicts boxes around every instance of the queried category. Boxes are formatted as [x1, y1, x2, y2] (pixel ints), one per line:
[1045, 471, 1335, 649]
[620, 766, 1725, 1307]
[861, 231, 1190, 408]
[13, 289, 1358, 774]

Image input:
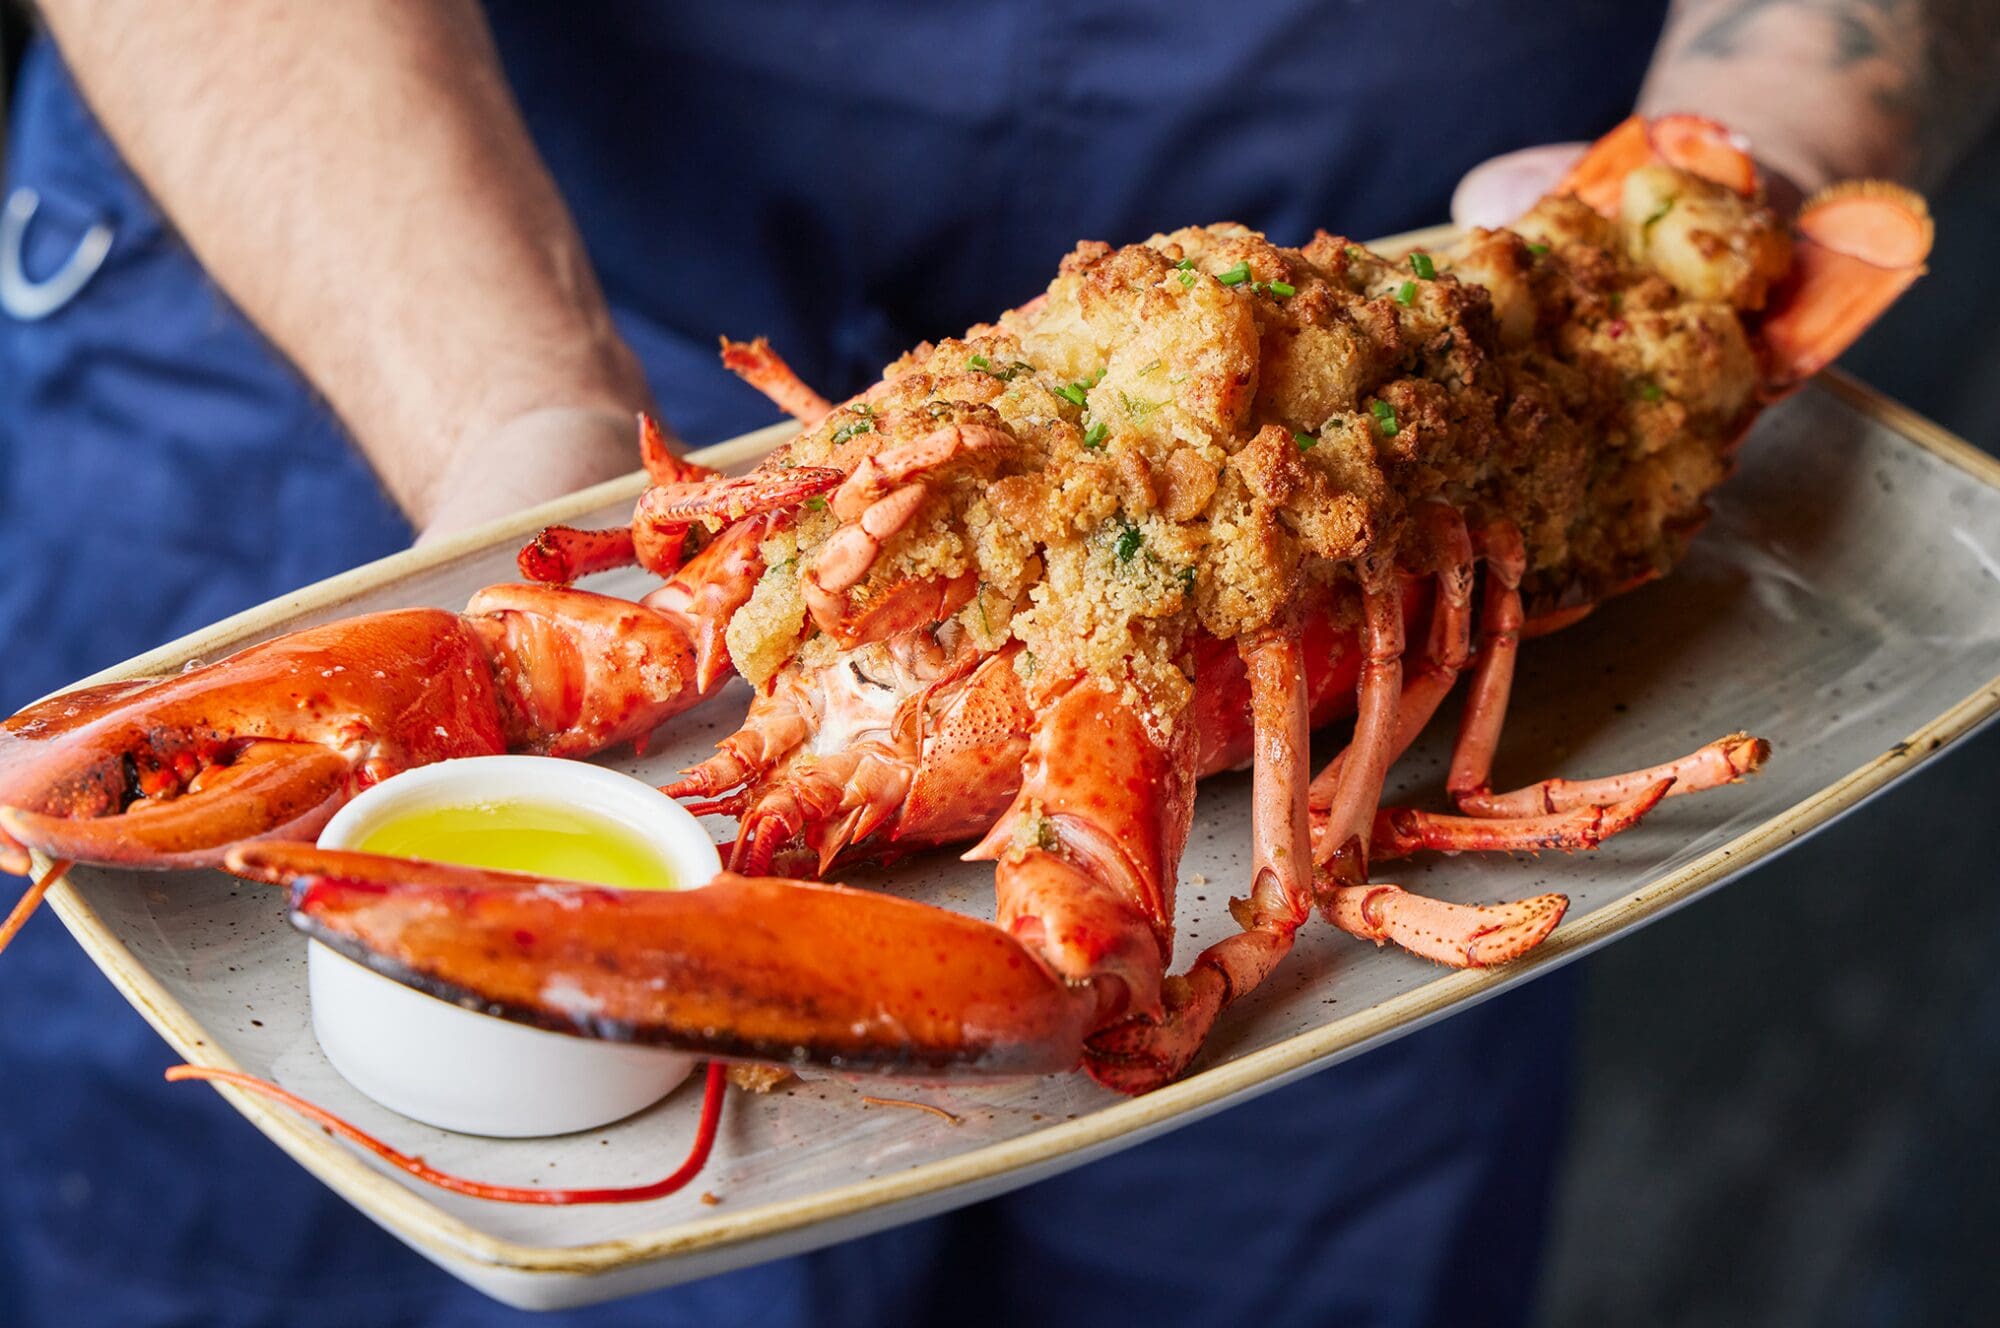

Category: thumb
[1451, 143, 1589, 230]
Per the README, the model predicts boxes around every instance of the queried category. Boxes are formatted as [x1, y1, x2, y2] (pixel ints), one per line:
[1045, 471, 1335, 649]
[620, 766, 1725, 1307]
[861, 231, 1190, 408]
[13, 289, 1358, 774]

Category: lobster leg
[1370, 780, 1672, 859]
[1456, 732, 1770, 818]
[1084, 628, 1313, 1092]
[802, 425, 1014, 648]
[720, 336, 836, 424]
[1309, 504, 1474, 808]
[1445, 519, 1527, 809]
[1312, 584, 1406, 885]
[1324, 883, 1567, 969]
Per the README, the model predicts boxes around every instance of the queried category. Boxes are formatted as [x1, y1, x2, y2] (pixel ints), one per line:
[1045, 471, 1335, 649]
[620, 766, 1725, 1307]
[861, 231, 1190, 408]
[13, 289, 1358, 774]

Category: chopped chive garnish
[1177, 270, 1197, 288]
[1055, 382, 1088, 407]
[830, 418, 874, 445]
[1175, 258, 1194, 270]
[1638, 380, 1665, 402]
[1179, 565, 1197, 594]
[1089, 367, 1107, 386]
[1395, 280, 1417, 306]
[1409, 252, 1435, 280]
[1082, 421, 1109, 449]
[1526, 241, 1551, 257]
[1116, 523, 1143, 563]
[805, 495, 827, 511]
[1262, 279, 1297, 297]
[1371, 399, 1399, 436]
[1345, 245, 1364, 262]
[1217, 260, 1252, 286]
[1294, 430, 1318, 452]
[1643, 198, 1675, 234]
[968, 353, 991, 371]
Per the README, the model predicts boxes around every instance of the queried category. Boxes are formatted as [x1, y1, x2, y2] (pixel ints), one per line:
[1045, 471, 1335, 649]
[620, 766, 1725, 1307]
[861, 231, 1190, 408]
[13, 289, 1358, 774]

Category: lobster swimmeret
[0, 119, 1932, 1103]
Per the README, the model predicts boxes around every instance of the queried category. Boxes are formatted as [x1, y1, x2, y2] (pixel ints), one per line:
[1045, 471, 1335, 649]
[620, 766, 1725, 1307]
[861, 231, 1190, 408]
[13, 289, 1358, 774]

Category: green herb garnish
[1177, 270, 1197, 288]
[1082, 421, 1109, 449]
[1638, 380, 1665, 402]
[1179, 565, 1198, 594]
[1294, 431, 1318, 452]
[1055, 382, 1088, 407]
[1217, 260, 1253, 286]
[968, 353, 991, 371]
[1409, 252, 1435, 280]
[1371, 399, 1399, 437]
[1642, 198, 1676, 234]
[830, 417, 874, 445]
[1526, 241, 1550, 257]
[805, 495, 827, 511]
[1115, 523, 1144, 563]
[1395, 281, 1417, 306]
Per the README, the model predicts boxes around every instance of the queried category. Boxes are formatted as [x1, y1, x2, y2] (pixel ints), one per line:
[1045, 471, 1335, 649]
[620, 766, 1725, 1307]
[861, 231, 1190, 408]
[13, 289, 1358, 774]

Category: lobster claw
[228, 843, 1095, 1076]
[0, 609, 510, 874]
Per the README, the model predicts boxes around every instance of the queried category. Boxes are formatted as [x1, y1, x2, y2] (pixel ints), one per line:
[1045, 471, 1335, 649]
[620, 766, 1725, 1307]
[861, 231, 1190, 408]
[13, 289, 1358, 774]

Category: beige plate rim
[26, 341, 2000, 1278]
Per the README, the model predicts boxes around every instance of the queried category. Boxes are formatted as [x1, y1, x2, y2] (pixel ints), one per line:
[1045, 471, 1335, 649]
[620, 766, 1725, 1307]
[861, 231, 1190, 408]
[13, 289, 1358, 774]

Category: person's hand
[415, 405, 674, 543]
[1450, 143, 1590, 231]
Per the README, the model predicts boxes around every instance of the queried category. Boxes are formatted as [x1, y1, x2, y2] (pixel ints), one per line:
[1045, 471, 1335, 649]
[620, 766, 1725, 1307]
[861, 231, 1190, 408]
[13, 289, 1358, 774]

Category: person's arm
[1455, 0, 2000, 226]
[1640, 0, 2000, 193]
[37, 0, 661, 535]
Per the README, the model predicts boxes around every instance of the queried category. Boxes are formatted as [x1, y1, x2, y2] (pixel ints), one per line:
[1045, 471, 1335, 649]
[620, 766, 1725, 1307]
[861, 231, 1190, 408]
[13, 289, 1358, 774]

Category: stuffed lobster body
[2, 117, 1932, 1094]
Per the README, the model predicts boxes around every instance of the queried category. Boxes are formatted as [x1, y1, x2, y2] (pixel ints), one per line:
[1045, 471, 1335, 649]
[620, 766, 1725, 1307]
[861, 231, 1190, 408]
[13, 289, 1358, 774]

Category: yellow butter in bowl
[310, 755, 721, 1137]
[355, 799, 680, 892]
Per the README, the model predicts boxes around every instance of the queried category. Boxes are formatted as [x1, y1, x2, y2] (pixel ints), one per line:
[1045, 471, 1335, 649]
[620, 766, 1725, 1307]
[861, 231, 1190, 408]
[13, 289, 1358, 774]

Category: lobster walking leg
[1371, 780, 1672, 858]
[1084, 627, 1313, 1092]
[1310, 504, 1474, 808]
[1324, 883, 1567, 969]
[1456, 732, 1770, 819]
[1446, 519, 1527, 809]
[720, 336, 836, 424]
[1313, 583, 1406, 884]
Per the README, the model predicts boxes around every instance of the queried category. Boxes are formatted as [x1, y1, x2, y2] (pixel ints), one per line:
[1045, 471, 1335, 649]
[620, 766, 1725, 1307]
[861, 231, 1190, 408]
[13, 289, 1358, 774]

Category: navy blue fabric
[0, 3, 1656, 1323]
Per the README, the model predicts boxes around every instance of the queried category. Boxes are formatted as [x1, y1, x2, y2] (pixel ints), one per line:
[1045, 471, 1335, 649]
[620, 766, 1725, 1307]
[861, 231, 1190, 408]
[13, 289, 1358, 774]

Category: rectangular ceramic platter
[33, 373, 2000, 1310]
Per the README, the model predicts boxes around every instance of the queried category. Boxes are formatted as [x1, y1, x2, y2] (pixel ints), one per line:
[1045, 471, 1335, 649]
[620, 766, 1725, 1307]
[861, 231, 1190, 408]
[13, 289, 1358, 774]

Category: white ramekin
[309, 755, 720, 1137]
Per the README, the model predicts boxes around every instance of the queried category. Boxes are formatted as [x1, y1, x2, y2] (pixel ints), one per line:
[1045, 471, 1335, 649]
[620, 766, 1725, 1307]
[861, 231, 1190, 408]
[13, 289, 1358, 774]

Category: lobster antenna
[166, 1061, 729, 1205]
[0, 858, 72, 956]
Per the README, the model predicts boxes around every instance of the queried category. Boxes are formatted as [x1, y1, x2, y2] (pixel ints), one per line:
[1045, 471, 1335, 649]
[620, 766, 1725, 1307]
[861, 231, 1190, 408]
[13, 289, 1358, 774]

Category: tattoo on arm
[1670, 0, 2000, 185]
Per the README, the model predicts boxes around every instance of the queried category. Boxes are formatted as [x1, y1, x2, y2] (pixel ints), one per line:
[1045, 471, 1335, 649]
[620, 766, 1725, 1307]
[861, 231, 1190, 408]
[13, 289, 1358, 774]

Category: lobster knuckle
[468, 585, 698, 758]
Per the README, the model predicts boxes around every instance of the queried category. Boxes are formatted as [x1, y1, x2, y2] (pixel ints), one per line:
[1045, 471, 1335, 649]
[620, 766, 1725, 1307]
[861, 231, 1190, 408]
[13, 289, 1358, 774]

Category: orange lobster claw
[229, 843, 1096, 1076]
[0, 610, 508, 874]
[0, 742, 351, 870]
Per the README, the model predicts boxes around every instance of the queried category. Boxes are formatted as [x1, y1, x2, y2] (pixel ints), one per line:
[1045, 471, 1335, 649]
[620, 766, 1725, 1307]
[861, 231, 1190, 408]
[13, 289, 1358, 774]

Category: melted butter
[356, 800, 678, 891]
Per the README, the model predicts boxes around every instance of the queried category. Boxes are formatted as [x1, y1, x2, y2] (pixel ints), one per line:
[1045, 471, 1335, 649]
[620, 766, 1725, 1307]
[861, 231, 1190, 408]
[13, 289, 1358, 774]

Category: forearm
[1641, 0, 2000, 192]
[39, 0, 652, 527]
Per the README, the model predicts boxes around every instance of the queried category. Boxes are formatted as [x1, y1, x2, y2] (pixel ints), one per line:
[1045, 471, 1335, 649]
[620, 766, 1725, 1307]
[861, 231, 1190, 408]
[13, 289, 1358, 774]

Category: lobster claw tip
[0, 741, 354, 872]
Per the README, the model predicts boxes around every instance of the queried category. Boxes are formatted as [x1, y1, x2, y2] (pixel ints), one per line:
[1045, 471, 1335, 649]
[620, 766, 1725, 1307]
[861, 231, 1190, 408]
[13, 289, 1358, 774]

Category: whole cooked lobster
[0, 117, 1931, 1116]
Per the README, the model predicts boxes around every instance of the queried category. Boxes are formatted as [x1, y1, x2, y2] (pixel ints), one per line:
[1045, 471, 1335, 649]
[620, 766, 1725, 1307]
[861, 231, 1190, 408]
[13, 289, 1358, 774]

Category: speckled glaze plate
[23, 370, 2000, 1309]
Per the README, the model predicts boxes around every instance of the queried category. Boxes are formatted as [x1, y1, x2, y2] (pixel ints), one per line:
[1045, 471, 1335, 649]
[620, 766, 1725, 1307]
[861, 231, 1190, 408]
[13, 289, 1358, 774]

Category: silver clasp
[1, 186, 114, 321]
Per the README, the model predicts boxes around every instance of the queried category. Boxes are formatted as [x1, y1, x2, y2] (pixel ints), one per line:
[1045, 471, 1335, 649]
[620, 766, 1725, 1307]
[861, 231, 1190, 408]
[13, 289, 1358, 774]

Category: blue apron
[0, 3, 1661, 1322]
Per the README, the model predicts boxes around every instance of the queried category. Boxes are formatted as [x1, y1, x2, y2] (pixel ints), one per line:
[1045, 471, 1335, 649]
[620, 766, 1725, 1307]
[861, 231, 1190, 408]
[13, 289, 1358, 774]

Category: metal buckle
[1, 186, 115, 321]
